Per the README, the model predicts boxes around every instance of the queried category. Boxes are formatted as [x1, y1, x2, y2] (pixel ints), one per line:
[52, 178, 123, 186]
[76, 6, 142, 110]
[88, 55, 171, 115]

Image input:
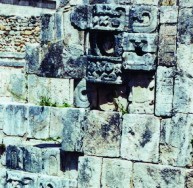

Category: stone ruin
[0, 0, 193, 187]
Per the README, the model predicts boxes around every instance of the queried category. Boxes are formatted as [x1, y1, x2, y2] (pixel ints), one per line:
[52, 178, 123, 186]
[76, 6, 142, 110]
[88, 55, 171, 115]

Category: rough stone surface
[133, 163, 185, 188]
[121, 114, 160, 162]
[78, 156, 102, 188]
[83, 110, 122, 157]
[101, 158, 133, 188]
[160, 6, 178, 23]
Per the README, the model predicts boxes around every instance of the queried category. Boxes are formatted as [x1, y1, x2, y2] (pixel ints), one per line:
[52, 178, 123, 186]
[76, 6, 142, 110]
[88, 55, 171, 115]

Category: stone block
[101, 158, 133, 188]
[28, 106, 50, 139]
[160, 114, 193, 167]
[61, 108, 86, 153]
[0, 105, 4, 130]
[83, 110, 121, 157]
[121, 114, 160, 162]
[25, 43, 41, 74]
[155, 66, 174, 117]
[55, 11, 64, 41]
[6, 170, 38, 187]
[134, 0, 159, 5]
[3, 104, 28, 136]
[133, 163, 185, 188]
[0, 168, 6, 187]
[160, 0, 176, 5]
[173, 75, 193, 113]
[78, 156, 102, 188]
[160, 6, 178, 23]
[130, 5, 158, 33]
[185, 170, 193, 188]
[128, 73, 155, 114]
[178, 8, 193, 44]
[22, 146, 42, 173]
[40, 14, 55, 43]
[42, 148, 61, 176]
[158, 25, 177, 66]
[6, 145, 23, 170]
[179, 0, 193, 7]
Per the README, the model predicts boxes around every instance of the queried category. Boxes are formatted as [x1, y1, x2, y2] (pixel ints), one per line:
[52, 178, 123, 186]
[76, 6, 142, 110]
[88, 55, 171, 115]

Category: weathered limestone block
[160, 0, 176, 5]
[98, 85, 127, 112]
[28, 106, 50, 139]
[42, 148, 61, 176]
[22, 146, 42, 173]
[26, 43, 41, 74]
[121, 114, 160, 162]
[0, 168, 6, 187]
[178, 8, 193, 44]
[6, 145, 23, 170]
[78, 156, 102, 188]
[179, 0, 193, 7]
[6, 170, 38, 187]
[160, 114, 193, 167]
[177, 44, 193, 77]
[101, 158, 133, 188]
[40, 14, 55, 43]
[160, 6, 178, 23]
[133, 163, 185, 188]
[83, 110, 121, 157]
[185, 170, 193, 188]
[155, 66, 174, 117]
[158, 25, 177, 66]
[130, 5, 158, 33]
[61, 108, 86, 153]
[134, 0, 159, 5]
[128, 73, 155, 114]
[173, 75, 193, 113]
[3, 104, 28, 136]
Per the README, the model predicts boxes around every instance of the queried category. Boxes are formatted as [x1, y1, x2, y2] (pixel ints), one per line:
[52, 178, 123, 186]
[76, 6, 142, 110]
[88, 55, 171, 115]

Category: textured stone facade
[0, 0, 193, 187]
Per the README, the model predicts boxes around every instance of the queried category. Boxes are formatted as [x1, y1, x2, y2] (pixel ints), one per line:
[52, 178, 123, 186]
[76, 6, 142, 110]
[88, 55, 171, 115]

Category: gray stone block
[28, 106, 50, 139]
[133, 163, 185, 188]
[160, 6, 178, 23]
[179, 0, 193, 7]
[61, 108, 86, 153]
[155, 66, 174, 117]
[83, 110, 122, 157]
[78, 156, 102, 188]
[160, 114, 193, 167]
[3, 104, 28, 136]
[101, 158, 133, 188]
[121, 114, 160, 162]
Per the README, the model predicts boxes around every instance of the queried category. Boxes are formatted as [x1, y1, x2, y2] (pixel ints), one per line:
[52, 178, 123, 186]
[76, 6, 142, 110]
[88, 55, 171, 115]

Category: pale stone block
[28, 106, 50, 139]
[0, 105, 4, 130]
[3, 137, 23, 146]
[128, 73, 155, 114]
[160, 114, 193, 167]
[78, 156, 102, 188]
[0, 168, 6, 187]
[160, 6, 178, 23]
[160, 0, 176, 5]
[6, 170, 38, 187]
[134, 0, 159, 5]
[101, 158, 133, 188]
[179, 0, 193, 7]
[3, 104, 28, 136]
[121, 114, 160, 162]
[83, 110, 121, 157]
[155, 66, 174, 117]
[42, 148, 61, 176]
[133, 163, 185, 188]
[61, 108, 86, 152]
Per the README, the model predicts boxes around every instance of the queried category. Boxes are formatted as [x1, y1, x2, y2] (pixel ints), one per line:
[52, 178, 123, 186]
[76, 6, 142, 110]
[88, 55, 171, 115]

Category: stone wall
[0, 0, 193, 187]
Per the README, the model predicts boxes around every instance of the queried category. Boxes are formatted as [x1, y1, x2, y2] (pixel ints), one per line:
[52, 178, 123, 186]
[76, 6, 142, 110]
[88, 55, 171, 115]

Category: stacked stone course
[0, 0, 193, 187]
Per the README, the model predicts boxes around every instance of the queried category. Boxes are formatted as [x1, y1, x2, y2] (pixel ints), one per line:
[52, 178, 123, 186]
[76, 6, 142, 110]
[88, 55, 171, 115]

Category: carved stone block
[178, 8, 193, 44]
[87, 57, 122, 84]
[155, 66, 174, 117]
[83, 110, 121, 157]
[130, 5, 158, 33]
[6, 145, 23, 170]
[78, 156, 102, 188]
[3, 104, 28, 136]
[128, 73, 155, 114]
[158, 25, 177, 66]
[101, 159, 133, 188]
[6, 170, 38, 187]
[28, 106, 50, 139]
[61, 108, 86, 153]
[121, 114, 160, 162]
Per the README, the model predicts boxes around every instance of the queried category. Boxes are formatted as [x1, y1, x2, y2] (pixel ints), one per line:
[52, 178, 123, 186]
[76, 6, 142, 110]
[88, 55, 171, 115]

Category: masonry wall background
[0, 0, 193, 187]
